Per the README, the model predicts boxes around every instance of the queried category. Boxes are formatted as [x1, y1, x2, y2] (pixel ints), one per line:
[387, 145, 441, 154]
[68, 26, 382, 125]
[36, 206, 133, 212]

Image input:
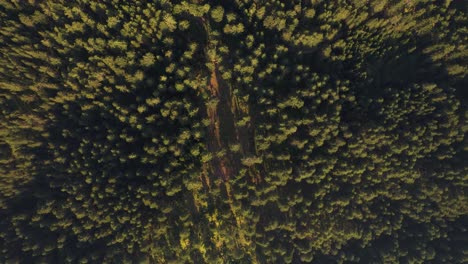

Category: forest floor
[202, 64, 261, 187]
[197, 65, 259, 226]
[205, 66, 237, 183]
[199, 19, 259, 187]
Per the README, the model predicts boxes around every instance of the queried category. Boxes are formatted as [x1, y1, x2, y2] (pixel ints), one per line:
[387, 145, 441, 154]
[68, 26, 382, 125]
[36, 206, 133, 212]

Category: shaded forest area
[0, 0, 467, 263]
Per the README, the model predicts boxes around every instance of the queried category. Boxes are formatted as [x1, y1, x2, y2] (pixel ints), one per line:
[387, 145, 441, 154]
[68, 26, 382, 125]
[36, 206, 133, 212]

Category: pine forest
[0, 0, 467, 263]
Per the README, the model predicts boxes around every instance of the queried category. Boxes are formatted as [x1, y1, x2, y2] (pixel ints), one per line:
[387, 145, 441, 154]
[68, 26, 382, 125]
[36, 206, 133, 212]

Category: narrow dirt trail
[199, 18, 259, 185]
[205, 66, 236, 182]
[203, 64, 260, 185]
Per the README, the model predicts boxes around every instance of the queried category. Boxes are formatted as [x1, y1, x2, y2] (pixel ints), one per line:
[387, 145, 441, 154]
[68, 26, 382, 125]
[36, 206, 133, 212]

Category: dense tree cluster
[0, 0, 466, 263]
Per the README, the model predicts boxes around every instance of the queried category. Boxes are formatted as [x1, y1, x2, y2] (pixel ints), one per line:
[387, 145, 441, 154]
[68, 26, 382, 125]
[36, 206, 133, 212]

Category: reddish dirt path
[205, 66, 234, 182]
[202, 61, 260, 186]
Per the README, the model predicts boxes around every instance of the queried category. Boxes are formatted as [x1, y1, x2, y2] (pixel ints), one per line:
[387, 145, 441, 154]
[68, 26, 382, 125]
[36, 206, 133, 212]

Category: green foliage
[0, 0, 466, 263]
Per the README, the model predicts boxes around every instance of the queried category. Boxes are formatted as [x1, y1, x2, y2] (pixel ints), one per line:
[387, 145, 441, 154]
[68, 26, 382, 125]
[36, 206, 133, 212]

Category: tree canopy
[0, 0, 467, 263]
